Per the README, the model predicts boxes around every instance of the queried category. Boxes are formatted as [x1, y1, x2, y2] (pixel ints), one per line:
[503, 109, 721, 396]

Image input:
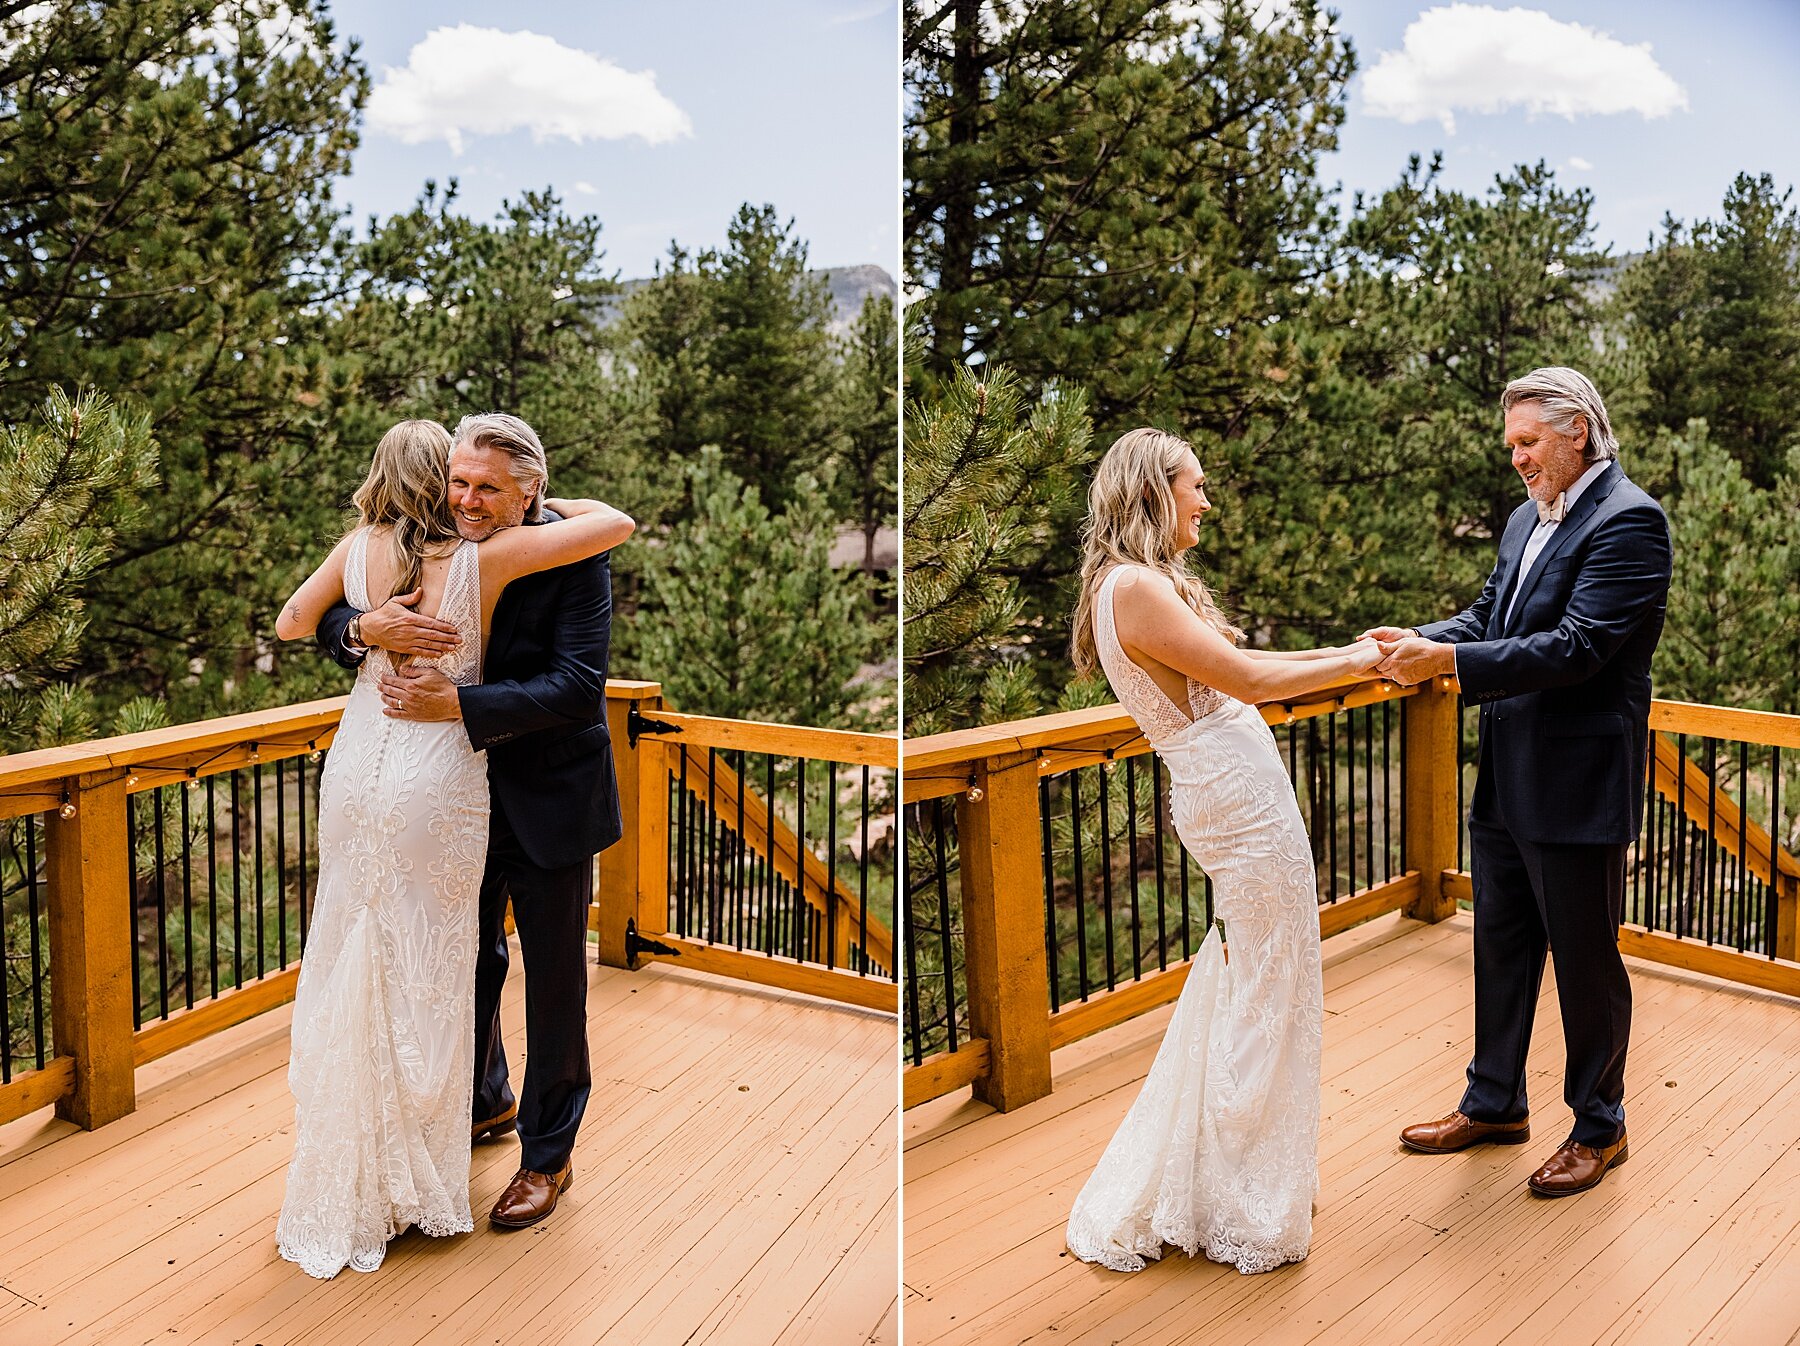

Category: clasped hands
[1353, 625, 1456, 686]
[360, 590, 464, 722]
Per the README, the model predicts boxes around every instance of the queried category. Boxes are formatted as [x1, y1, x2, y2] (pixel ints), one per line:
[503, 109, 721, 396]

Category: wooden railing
[902, 680, 1800, 1112]
[0, 681, 897, 1132]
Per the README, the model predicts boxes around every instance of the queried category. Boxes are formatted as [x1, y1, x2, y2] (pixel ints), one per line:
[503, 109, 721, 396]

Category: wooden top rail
[1650, 699, 1800, 750]
[903, 677, 1419, 783]
[653, 711, 898, 769]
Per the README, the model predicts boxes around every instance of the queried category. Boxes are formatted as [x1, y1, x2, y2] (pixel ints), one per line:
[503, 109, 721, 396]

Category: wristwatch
[346, 613, 368, 653]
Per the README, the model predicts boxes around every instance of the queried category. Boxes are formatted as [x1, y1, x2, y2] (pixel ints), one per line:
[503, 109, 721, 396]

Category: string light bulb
[58, 791, 76, 820]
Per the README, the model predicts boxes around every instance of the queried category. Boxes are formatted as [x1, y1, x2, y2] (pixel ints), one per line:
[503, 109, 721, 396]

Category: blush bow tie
[1536, 492, 1567, 525]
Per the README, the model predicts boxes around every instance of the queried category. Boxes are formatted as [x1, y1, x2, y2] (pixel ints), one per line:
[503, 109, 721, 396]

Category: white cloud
[367, 25, 691, 155]
[1568, 155, 1593, 171]
[572, 181, 599, 196]
[1361, 5, 1688, 134]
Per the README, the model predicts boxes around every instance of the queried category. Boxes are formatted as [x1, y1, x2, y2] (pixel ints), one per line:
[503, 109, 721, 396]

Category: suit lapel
[1502, 462, 1622, 634]
[1486, 505, 1538, 638]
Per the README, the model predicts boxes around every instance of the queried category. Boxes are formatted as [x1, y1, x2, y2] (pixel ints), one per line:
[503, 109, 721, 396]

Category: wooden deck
[0, 949, 897, 1346]
[904, 911, 1800, 1346]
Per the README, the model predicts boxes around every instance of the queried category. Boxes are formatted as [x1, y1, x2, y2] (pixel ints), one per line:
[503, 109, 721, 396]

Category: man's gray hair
[452, 412, 549, 520]
[1500, 367, 1620, 463]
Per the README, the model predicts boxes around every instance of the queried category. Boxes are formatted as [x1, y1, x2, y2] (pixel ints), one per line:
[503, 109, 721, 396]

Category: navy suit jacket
[317, 516, 622, 871]
[1416, 463, 1671, 846]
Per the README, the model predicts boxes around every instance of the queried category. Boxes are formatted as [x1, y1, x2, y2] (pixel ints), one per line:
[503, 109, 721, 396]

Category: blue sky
[326, 0, 898, 278]
[1321, 1, 1800, 252]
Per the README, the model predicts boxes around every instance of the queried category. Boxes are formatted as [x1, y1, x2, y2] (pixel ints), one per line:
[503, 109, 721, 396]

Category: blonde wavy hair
[351, 419, 459, 600]
[1071, 427, 1244, 677]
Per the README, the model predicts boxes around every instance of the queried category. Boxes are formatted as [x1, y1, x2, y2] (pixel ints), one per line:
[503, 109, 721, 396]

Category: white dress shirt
[1502, 458, 1612, 628]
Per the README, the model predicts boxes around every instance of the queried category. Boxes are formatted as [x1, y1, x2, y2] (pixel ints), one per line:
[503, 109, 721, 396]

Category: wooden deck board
[903, 911, 1800, 1346]
[0, 946, 896, 1346]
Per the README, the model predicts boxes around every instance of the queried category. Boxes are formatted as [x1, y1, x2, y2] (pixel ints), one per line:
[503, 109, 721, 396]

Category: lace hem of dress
[278, 1209, 475, 1280]
[1066, 1217, 1311, 1276]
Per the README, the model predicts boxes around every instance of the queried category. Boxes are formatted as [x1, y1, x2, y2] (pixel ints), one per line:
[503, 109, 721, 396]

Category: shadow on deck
[904, 911, 1800, 1346]
[0, 949, 896, 1346]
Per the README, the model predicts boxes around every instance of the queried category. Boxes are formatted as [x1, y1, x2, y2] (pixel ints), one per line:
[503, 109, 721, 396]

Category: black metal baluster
[1070, 771, 1089, 1001]
[296, 752, 310, 948]
[127, 791, 142, 1026]
[932, 798, 958, 1052]
[207, 775, 219, 997]
[1041, 776, 1059, 1012]
[1736, 740, 1750, 951]
[1767, 747, 1782, 958]
[153, 785, 168, 1020]
[827, 761, 839, 971]
[230, 770, 243, 988]
[736, 750, 748, 951]
[859, 764, 871, 973]
[181, 778, 194, 1009]
[254, 761, 265, 978]
[1325, 715, 1338, 902]
[1705, 738, 1717, 945]
[1345, 707, 1357, 899]
[903, 808, 923, 1065]
[1676, 736, 1689, 938]
[795, 759, 808, 961]
[1125, 754, 1141, 980]
[1153, 755, 1167, 971]
[277, 760, 288, 968]
[1382, 700, 1393, 880]
[26, 818, 45, 1066]
[1098, 762, 1116, 991]
[1364, 705, 1375, 892]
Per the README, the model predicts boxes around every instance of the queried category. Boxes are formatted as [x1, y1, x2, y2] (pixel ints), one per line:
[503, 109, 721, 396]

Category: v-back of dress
[1066, 563, 1323, 1275]
[276, 528, 490, 1279]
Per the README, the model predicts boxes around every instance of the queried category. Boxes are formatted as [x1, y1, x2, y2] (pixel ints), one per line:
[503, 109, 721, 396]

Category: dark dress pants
[472, 800, 593, 1174]
[1459, 776, 1632, 1148]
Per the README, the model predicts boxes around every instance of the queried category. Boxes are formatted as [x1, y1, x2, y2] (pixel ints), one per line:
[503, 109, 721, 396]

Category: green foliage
[907, 2, 1798, 730]
[830, 293, 900, 576]
[0, 388, 160, 748]
[637, 448, 876, 728]
[0, 0, 368, 726]
[903, 361, 1094, 735]
[1612, 173, 1800, 489]
[1651, 425, 1799, 711]
[619, 206, 844, 516]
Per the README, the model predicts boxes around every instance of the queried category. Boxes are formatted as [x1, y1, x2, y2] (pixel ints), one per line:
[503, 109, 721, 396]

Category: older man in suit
[317, 412, 620, 1229]
[1367, 367, 1672, 1197]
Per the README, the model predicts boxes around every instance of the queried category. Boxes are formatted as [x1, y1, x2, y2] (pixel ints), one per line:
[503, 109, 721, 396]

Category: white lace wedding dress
[1065, 564, 1322, 1276]
[276, 528, 489, 1279]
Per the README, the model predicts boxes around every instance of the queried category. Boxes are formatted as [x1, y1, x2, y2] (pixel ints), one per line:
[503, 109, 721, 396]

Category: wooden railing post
[44, 771, 137, 1128]
[1403, 678, 1462, 923]
[958, 749, 1052, 1112]
[597, 684, 668, 969]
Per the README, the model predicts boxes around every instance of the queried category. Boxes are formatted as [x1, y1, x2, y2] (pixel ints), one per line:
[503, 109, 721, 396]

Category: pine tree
[635, 448, 876, 727]
[0, 388, 160, 749]
[0, 0, 368, 723]
[1651, 425, 1799, 713]
[1613, 173, 1800, 489]
[830, 293, 899, 575]
[903, 361, 1094, 736]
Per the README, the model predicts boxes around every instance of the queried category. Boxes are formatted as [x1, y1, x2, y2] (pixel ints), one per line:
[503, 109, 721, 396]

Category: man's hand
[380, 664, 463, 721]
[1376, 636, 1455, 686]
[1358, 625, 1416, 644]
[359, 590, 462, 658]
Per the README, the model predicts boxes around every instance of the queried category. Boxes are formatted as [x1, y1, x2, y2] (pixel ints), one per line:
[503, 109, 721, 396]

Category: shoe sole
[489, 1169, 574, 1230]
[1527, 1143, 1629, 1197]
[1399, 1127, 1531, 1154]
[471, 1117, 517, 1144]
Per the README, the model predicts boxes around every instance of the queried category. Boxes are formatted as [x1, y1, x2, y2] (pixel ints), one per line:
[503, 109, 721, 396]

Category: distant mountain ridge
[593, 263, 895, 335]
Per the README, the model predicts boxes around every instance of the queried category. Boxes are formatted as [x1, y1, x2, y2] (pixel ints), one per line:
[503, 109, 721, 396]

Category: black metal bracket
[627, 702, 681, 747]
[625, 918, 681, 970]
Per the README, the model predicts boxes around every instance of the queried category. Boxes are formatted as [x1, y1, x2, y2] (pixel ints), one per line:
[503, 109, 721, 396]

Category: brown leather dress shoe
[1399, 1109, 1531, 1153]
[489, 1161, 573, 1229]
[1527, 1134, 1628, 1197]
[471, 1102, 519, 1144]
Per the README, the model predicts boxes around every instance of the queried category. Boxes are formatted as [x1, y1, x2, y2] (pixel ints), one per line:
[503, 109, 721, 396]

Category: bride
[271, 419, 633, 1278]
[1064, 428, 1385, 1276]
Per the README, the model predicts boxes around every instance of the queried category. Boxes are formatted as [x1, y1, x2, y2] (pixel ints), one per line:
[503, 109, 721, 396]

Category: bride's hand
[1347, 638, 1387, 675]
